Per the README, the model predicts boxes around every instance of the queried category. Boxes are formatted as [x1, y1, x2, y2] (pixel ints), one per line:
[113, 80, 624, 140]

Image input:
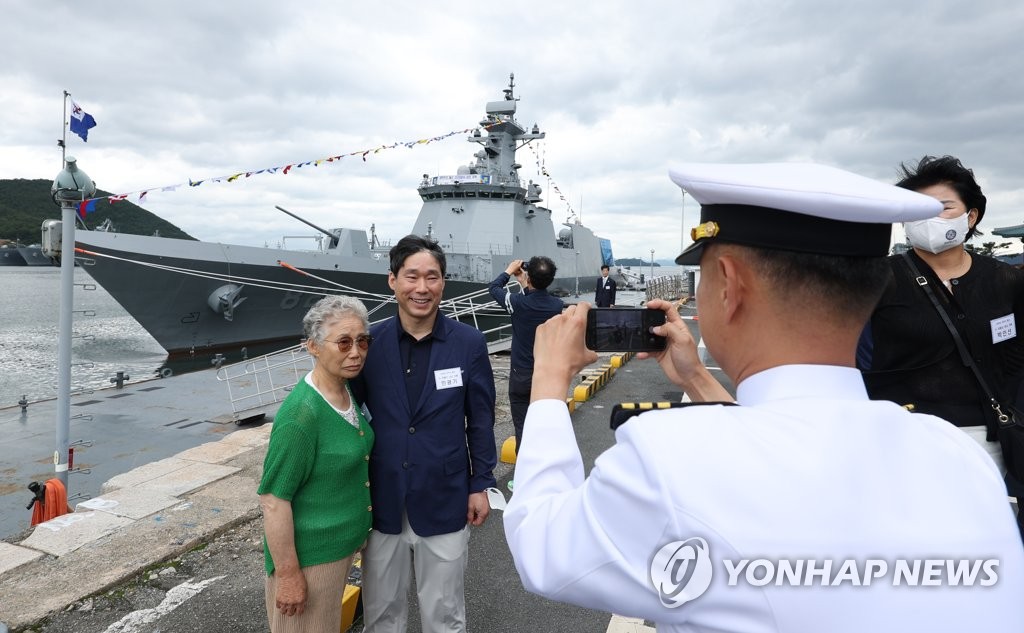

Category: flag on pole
[70, 100, 97, 142]
[77, 199, 97, 218]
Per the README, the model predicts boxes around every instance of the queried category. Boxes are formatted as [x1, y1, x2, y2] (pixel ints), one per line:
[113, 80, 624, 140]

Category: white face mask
[904, 214, 969, 254]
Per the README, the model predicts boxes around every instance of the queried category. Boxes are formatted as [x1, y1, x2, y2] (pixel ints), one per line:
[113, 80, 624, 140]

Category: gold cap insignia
[690, 221, 720, 242]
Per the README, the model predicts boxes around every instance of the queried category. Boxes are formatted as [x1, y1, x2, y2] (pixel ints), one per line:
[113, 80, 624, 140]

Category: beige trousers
[265, 556, 353, 633]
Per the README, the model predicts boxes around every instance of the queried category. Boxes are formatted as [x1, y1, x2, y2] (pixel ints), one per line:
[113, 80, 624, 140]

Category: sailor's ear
[716, 252, 751, 324]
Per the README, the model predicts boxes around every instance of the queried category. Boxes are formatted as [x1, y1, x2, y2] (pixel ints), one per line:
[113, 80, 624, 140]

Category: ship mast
[466, 73, 545, 190]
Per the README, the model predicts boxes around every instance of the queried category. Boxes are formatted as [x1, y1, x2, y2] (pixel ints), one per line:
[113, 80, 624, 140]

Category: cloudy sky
[3, 0, 1023, 260]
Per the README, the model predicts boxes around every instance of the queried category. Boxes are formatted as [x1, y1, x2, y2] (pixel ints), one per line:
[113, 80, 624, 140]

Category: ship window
[442, 192, 453, 198]
[466, 192, 476, 197]
[454, 192, 465, 198]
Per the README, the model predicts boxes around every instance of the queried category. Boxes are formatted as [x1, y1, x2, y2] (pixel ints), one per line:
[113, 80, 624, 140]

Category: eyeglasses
[326, 335, 373, 353]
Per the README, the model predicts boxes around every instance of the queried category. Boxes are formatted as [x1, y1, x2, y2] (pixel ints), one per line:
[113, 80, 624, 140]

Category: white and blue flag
[70, 100, 97, 142]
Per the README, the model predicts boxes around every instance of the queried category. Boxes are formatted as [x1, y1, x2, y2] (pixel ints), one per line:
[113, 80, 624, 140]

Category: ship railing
[644, 274, 692, 303]
[439, 283, 515, 353]
[216, 344, 314, 419]
[439, 284, 507, 325]
[432, 241, 514, 256]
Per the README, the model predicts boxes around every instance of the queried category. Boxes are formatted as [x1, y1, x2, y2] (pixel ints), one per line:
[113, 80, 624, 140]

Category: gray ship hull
[17, 245, 53, 266]
[0, 246, 26, 266]
[74, 230, 517, 356]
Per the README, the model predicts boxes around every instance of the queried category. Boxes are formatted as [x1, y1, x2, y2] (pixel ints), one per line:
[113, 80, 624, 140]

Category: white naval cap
[670, 163, 943, 265]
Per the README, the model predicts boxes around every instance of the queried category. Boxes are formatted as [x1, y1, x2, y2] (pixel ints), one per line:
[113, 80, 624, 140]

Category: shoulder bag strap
[901, 252, 1015, 428]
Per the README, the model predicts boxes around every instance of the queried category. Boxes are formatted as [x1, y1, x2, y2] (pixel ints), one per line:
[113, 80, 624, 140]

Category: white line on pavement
[103, 575, 225, 633]
[606, 614, 656, 632]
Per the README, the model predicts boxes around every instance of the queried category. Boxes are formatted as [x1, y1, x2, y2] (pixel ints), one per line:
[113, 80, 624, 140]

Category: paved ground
[1, 310, 725, 633]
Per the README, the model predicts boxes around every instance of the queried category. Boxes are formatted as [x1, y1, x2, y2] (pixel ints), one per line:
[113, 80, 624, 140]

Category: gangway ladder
[216, 344, 315, 422]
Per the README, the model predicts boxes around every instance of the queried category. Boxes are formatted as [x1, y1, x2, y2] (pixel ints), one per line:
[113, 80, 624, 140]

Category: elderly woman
[258, 295, 374, 632]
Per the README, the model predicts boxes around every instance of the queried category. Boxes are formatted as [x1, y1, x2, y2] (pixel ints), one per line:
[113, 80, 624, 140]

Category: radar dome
[457, 165, 471, 175]
[558, 228, 572, 240]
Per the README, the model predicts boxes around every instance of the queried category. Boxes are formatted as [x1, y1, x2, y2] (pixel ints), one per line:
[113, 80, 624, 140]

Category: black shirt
[397, 316, 440, 410]
[859, 251, 1024, 427]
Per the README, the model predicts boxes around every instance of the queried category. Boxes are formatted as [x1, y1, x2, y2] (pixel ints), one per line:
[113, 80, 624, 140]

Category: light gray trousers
[361, 513, 471, 633]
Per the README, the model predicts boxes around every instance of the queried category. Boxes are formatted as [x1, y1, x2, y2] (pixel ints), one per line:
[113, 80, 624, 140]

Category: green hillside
[616, 257, 661, 267]
[0, 179, 195, 243]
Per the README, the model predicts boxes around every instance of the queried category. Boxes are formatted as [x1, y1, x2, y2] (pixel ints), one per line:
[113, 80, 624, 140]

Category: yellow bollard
[500, 436, 517, 464]
[341, 584, 361, 631]
[574, 383, 591, 402]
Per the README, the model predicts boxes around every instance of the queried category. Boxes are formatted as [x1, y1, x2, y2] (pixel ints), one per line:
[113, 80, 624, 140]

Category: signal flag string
[76, 119, 505, 219]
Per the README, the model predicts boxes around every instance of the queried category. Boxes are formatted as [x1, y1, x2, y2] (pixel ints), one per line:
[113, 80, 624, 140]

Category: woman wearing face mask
[858, 156, 1024, 501]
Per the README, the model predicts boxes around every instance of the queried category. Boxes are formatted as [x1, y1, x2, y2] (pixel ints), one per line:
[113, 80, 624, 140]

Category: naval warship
[0, 244, 26, 266]
[69, 76, 620, 358]
[17, 244, 53, 266]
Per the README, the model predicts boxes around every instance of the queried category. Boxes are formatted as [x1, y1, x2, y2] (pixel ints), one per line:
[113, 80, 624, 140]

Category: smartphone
[585, 308, 667, 352]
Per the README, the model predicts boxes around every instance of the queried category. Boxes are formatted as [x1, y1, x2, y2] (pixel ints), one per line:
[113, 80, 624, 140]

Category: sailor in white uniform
[504, 163, 1024, 632]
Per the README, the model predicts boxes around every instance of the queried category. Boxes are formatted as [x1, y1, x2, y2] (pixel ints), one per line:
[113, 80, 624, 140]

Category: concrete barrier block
[341, 584, 361, 631]
[76, 488, 181, 520]
[219, 425, 272, 448]
[21, 511, 134, 557]
[573, 384, 591, 402]
[101, 457, 192, 494]
[130, 462, 241, 498]
[0, 542, 44, 575]
[176, 441, 252, 465]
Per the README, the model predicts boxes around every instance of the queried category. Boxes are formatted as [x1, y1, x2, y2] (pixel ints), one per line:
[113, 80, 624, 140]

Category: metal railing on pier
[645, 274, 692, 303]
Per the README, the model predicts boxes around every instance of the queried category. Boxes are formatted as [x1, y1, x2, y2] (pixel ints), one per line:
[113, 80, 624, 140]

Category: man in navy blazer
[595, 264, 617, 307]
[359, 235, 497, 633]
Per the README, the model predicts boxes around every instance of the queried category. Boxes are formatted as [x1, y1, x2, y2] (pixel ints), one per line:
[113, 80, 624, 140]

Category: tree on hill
[966, 241, 1013, 257]
[0, 179, 195, 244]
[615, 257, 661, 267]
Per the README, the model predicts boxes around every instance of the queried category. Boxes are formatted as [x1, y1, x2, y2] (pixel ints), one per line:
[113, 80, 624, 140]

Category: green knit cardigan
[258, 379, 374, 575]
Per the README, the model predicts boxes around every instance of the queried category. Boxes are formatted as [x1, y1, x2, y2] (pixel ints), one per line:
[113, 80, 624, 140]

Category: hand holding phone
[585, 308, 667, 352]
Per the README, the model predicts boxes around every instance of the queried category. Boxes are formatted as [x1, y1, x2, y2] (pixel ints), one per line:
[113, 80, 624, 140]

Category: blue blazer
[359, 315, 497, 536]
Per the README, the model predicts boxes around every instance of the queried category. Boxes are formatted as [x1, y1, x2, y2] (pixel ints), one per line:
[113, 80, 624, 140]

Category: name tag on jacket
[435, 367, 464, 390]
[991, 313, 1017, 344]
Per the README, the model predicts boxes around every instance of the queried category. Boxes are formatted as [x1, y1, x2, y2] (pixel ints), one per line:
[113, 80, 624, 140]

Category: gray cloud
[3, 0, 1023, 259]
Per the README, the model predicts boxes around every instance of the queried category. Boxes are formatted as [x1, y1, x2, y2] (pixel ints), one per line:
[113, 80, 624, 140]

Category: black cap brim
[675, 242, 705, 266]
[675, 204, 893, 266]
